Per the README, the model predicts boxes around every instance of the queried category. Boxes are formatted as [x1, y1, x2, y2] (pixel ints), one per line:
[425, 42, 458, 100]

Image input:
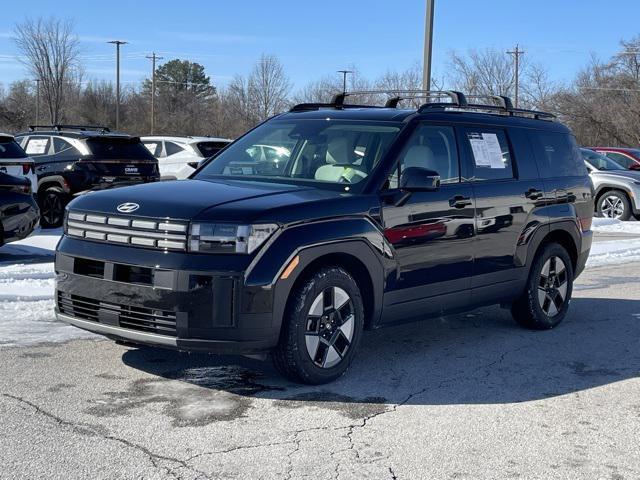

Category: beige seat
[315, 136, 367, 183]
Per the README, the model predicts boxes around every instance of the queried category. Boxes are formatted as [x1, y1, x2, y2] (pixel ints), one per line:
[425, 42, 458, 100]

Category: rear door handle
[449, 195, 472, 209]
[525, 188, 543, 200]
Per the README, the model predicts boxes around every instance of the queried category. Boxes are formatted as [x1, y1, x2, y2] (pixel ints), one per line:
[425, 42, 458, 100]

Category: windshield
[581, 149, 625, 171]
[0, 138, 27, 159]
[195, 119, 402, 191]
[86, 137, 156, 161]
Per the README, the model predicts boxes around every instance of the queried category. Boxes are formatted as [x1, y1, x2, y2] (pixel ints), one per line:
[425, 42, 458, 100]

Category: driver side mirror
[400, 167, 440, 192]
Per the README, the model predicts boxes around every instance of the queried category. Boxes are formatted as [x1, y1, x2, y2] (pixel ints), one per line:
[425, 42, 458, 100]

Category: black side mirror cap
[400, 167, 441, 192]
[187, 161, 200, 169]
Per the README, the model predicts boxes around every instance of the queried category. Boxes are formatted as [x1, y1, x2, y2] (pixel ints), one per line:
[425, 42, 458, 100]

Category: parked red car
[590, 147, 640, 171]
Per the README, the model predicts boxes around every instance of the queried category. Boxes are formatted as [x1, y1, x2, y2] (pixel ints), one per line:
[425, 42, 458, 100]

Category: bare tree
[248, 54, 291, 121]
[13, 17, 80, 124]
[448, 48, 515, 97]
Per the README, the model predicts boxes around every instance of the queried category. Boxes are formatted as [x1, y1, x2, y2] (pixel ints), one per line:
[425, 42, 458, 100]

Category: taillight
[10, 184, 31, 195]
[578, 216, 592, 232]
[22, 163, 33, 175]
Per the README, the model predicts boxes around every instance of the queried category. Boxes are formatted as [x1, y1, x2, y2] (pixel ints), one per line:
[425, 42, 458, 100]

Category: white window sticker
[25, 138, 48, 155]
[468, 133, 506, 169]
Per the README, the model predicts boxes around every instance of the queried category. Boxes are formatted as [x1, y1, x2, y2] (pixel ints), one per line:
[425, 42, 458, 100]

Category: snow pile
[0, 262, 97, 347]
[587, 238, 640, 267]
[592, 217, 640, 234]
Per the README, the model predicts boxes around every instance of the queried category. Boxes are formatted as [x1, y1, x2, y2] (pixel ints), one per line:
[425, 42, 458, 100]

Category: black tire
[39, 186, 68, 228]
[272, 266, 364, 384]
[511, 243, 574, 330]
[596, 189, 632, 221]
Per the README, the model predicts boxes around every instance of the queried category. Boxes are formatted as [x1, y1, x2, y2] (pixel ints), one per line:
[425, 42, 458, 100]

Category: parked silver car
[582, 148, 640, 220]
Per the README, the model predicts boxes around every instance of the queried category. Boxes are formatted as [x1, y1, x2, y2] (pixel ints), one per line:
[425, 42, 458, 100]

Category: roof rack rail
[289, 90, 468, 112]
[419, 94, 556, 120]
[28, 124, 111, 133]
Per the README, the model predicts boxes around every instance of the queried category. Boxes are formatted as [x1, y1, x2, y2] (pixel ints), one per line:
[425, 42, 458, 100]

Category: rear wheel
[272, 267, 364, 384]
[511, 243, 574, 330]
[39, 186, 68, 228]
[597, 190, 631, 221]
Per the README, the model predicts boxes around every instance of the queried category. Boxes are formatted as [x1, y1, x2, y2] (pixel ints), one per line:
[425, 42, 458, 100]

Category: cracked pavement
[2, 260, 640, 479]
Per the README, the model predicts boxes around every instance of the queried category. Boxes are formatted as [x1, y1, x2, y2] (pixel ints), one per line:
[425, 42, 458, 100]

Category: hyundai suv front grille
[66, 211, 188, 251]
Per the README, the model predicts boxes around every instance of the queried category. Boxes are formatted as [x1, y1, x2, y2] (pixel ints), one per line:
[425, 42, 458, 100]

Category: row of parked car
[3, 123, 640, 248]
[0, 127, 231, 246]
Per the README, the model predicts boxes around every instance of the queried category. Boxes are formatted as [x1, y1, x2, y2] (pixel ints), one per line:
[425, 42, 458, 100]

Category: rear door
[458, 125, 546, 297]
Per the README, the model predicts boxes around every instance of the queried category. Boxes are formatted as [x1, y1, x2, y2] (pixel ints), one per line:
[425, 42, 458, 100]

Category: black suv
[55, 92, 593, 384]
[15, 125, 160, 228]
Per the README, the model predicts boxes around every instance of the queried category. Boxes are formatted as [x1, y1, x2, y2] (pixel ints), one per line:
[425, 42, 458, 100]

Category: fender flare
[518, 219, 581, 272]
[37, 175, 69, 194]
[245, 217, 389, 331]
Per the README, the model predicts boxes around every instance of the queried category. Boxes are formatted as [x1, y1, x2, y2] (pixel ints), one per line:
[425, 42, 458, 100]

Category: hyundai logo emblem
[117, 202, 140, 213]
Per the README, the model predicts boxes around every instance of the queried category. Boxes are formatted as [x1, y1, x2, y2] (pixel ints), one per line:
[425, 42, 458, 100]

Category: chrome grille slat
[66, 210, 188, 251]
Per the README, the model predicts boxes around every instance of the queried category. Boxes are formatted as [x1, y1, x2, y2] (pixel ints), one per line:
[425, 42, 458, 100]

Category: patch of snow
[587, 238, 640, 267]
[0, 228, 62, 264]
[592, 217, 640, 234]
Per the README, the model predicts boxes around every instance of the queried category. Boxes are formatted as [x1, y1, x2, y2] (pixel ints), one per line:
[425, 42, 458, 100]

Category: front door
[381, 123, 476, 323]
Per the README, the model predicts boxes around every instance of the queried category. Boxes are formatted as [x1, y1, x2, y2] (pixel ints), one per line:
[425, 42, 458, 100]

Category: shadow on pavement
[121, 297, 640, 408]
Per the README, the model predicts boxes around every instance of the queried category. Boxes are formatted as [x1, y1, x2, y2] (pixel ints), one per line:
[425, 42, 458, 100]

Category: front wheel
[597, 190, 631, 221]
[511, 243, 574, 330]
[272, 267, 364, 384]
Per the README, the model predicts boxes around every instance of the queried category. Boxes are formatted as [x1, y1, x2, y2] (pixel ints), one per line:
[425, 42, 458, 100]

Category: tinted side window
[53, 137, 81, 156]
[165, 142, 184, 156]
[461, 128, 514, 181]
[389, 124, 460, 188]
[529, 132, 586, 178]
[0, 138, 27, 159]
[605, 152, 634, 169]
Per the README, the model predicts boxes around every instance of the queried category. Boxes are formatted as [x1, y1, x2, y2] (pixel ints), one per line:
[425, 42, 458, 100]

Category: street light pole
[422, 0, 435, 91]
[108, 40, 128, 130]
[337, 70, 353, 94]
[146, 52, 163, 134]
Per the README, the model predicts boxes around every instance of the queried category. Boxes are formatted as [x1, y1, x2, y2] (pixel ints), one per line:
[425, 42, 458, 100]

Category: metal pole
[35, 79, 40, 125]
[337, 70, 353, 94]
[422, 0, 435, 91]
[507, 45, 524, 108]
[146, 52, 163, 134]
[108, 40, 128, 130]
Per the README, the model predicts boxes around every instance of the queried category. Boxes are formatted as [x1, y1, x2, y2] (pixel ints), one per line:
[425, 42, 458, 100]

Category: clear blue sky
[1, 0, 638, 91]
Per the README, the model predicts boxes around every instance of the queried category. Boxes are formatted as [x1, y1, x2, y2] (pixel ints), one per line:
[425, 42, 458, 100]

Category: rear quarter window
[529, 131, 587, 178]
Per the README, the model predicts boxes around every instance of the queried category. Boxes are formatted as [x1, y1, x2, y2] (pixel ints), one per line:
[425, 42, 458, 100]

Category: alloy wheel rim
[43, 193, 62, 225]
[537, 256, 568, 317]
[305, 286, 355, 369]
[601, 196, 624, 219]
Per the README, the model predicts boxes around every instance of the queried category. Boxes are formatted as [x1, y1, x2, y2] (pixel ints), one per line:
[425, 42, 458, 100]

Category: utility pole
[146, 52, 163, 134]
[422, 0, 435, 91]
[108, 40, 128, 130]
[337, 70, 353, 94]
[507, 44, 525, 108]
[34, 79, 40, 125]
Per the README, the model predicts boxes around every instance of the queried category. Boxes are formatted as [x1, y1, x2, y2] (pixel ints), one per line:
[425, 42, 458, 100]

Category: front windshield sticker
[468, 132, 506, 169]
[25, 138, 48, 155]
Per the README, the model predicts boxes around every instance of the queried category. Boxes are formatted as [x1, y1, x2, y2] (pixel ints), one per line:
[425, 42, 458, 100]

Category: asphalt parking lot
[1, 257, 639, 480]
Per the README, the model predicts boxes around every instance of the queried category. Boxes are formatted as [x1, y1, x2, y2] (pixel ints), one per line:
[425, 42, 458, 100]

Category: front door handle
[525, 188, 543, 200]
[449, 195, 472, 209]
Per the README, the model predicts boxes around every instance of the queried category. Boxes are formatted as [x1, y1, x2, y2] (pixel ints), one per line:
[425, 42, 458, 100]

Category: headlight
[189, 223, 278, 254]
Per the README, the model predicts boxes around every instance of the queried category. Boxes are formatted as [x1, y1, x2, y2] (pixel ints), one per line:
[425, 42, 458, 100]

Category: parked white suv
[141, 136, 232, 179]
[0, 133, 36, 191]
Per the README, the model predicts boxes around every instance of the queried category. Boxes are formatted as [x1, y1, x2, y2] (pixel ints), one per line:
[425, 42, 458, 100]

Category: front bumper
[55, 236, 279, 354]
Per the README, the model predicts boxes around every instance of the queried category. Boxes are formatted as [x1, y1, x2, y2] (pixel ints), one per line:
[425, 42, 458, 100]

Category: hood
[66, 178, 323, 220]
[590, 170, 640, 182]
